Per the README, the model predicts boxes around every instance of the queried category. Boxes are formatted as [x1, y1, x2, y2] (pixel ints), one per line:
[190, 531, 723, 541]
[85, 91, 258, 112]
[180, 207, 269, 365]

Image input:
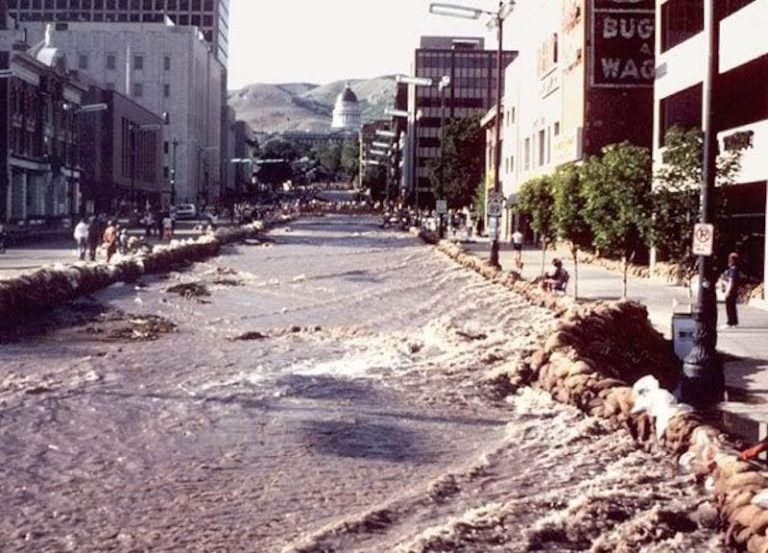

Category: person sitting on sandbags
[539, 258, 569, 293]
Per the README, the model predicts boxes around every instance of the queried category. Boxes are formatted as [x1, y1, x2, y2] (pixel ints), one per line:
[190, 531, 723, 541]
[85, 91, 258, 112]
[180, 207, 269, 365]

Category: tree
[651, 126, 743, 285]
[518, 175, 556, 275]
[361, 164, 386, 201]
[581, 142, 653, 298]
[311, 141, 342, 179]
[341, 137, 360, 183]
[552, 163, 592, 298]
[259, 137, 301, 162]
[429, 114, 484, 209]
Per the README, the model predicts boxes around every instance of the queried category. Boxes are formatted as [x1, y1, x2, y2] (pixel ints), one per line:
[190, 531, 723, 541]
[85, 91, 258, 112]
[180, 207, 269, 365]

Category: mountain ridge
[228, 76, 396, 135]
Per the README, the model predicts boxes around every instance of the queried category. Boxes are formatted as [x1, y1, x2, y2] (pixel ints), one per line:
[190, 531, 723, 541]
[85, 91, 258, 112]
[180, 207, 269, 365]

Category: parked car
[174, 204, 197, 219]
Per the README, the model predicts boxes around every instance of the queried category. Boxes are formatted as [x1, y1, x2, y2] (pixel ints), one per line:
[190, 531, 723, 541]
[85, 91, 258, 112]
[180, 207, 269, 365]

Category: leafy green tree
[552, 163, 592, 298]
[341, 137, 360, 183]
[581, 142, 653, 298]
[651, 126, 743, 284]
[311, 141, 342, 179]
[259, 137, 301, 162]
[518, 175, 556, 275]
[429, 114, 484, 209]
[362, 164, 386, 201]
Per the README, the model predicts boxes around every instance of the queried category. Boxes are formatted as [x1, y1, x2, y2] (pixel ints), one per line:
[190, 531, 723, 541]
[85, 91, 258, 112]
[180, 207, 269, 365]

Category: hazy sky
[228, 0, 506, 89]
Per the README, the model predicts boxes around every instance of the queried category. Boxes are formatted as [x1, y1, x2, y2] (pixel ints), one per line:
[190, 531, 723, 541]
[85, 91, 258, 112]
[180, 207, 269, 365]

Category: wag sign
[592, 0, 655, 88]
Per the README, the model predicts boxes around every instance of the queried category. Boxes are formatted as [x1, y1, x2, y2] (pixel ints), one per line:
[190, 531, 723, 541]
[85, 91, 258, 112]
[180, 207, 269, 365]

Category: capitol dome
[331, 83, 362, 131]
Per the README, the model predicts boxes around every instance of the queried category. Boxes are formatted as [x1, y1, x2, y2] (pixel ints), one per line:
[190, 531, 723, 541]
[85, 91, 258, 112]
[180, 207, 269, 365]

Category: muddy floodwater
[0, 216, 723, 552]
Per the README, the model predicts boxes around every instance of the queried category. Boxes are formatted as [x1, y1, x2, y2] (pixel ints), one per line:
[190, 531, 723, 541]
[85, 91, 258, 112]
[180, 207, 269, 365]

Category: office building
[6, 0, 229, 65]
[78, 87, 164, 213]
[0, 33, 87, 223]
[499, 0, 655, 238]
[409, 36, 517, 207]
[654, 0, 768, 285]
[6, 21, 225, 205]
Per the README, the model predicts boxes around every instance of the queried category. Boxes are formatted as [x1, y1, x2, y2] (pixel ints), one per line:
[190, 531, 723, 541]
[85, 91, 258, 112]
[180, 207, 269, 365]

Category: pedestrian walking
[73, 218, 89, 260]
[512, 228, 524, 257]
[86, 216, 102, 261]
[162, 214, 174, 241]
[118, 228, 130, 254]
[722, 252, 742, 329]
[103, 220, 118, 262]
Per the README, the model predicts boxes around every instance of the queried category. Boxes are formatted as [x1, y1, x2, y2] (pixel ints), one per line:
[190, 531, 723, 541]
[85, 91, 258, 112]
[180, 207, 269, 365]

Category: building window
[133, 54, 143, 70]
[133, 82, 143, 97]
[659, 83, 702, 142]
[106, 53, 116, 70]
[164, 56, 171, 71]
[164, 83, 170, 97]
[163, 141, 169, 153]
[661, 0, 704, 52]
[538, 129, 546, 166]
[554, 121, 560, 136]
[78, 53, 88, 70]
[524, 137, 530, 170]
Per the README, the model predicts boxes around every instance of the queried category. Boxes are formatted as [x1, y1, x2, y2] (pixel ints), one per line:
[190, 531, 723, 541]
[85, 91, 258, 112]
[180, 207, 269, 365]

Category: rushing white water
[0, 216, 722, 552]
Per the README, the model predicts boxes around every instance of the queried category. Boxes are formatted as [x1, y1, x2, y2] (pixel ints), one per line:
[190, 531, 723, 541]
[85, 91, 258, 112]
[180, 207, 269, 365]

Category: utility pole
[489, 3, 504, 268]
[170, 138, 179, 206]
[681, 0, 724, 406]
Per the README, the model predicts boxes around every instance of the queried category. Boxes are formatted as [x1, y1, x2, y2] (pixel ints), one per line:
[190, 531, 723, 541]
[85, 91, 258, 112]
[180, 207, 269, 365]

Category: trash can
[671, 311, 695, 361]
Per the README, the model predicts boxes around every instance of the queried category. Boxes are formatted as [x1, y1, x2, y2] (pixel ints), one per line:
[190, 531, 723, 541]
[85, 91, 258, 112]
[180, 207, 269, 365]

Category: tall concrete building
[497, 0, 656, 239]
[6, 0, 229, 65]
[408, 36, 517, 206]
[653, 0, 768, 285]
[8, 21, 225, 205]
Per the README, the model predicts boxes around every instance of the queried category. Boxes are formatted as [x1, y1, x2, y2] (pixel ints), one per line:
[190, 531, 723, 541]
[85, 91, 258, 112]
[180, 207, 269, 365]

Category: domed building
[331, 83, 362, 131]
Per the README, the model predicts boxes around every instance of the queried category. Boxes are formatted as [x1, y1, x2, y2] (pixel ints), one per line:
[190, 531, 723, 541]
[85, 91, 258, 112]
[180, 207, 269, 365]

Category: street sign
[692, 223, 714, 256]
[435, 199, 447, 215]
[487, 191, 504, 217]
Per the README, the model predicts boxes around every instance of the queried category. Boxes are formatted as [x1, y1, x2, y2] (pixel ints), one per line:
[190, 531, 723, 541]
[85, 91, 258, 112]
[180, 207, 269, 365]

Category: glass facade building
[7, 0, 229, 64]
[412, 37, 516, 199]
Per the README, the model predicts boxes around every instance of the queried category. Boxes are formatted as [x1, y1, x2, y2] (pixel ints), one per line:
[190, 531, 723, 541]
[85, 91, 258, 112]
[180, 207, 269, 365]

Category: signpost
[436, 199, 447, 215]
[692, 223, 714, 256]
[487, 191, 503, 218]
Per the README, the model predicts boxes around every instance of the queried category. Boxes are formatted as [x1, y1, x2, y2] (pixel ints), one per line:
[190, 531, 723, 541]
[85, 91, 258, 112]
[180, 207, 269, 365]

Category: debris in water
[165, 282, 210, 298]
[232, 331, 269, 341]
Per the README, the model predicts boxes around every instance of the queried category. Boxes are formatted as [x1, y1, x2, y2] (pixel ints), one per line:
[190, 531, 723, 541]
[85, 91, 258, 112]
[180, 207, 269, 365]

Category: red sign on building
[591, 0, 654, 88]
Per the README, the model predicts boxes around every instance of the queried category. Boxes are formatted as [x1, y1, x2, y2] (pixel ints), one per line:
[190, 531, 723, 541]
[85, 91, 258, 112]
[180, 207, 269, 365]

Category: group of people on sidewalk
[72, 215, 176, 263]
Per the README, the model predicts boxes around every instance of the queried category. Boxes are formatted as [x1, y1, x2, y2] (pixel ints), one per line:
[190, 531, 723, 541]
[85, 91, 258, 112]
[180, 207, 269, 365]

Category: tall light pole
[438, 75, 451, 239]
[430, 1, 515, 267]
[681, 0, 724, 407]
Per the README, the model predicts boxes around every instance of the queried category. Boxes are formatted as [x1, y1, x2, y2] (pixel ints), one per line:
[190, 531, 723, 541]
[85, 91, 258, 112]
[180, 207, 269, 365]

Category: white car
[174, 204, 197, 219]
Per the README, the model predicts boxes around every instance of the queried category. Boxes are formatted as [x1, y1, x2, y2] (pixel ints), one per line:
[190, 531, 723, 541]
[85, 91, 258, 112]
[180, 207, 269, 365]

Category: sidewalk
[0, 225, 214, 280]
[462, 239, 768, 444]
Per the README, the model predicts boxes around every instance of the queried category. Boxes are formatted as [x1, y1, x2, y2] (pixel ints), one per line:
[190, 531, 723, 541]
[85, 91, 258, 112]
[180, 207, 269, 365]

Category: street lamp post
[680, 0, 724, 407]
[430, 0, 515, 267]
[170, 138, 180, 206]
[438, 75, 451, 239]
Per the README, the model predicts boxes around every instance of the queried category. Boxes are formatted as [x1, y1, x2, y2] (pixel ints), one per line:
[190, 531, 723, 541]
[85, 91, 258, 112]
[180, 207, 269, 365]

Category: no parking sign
[692, 223, 714, 256]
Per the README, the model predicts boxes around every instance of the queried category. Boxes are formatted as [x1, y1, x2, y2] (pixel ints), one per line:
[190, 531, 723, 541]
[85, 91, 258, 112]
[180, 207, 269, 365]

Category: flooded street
[0, 216, 722, 552]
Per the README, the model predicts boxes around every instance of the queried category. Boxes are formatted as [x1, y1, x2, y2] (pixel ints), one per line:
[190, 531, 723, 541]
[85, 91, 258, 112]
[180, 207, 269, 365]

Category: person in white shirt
[512, 228, 524, 260]
[73, 219, 89, 260]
